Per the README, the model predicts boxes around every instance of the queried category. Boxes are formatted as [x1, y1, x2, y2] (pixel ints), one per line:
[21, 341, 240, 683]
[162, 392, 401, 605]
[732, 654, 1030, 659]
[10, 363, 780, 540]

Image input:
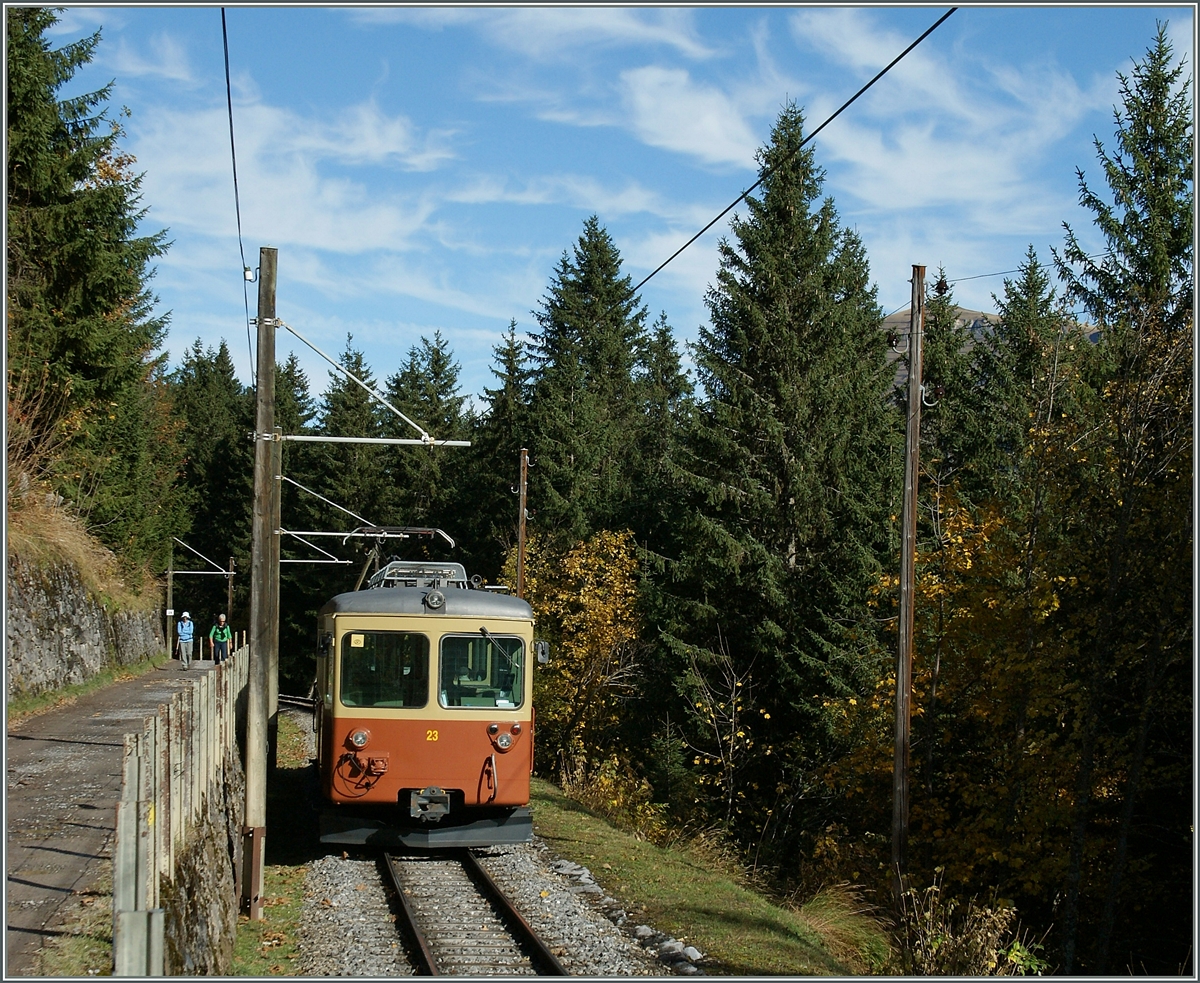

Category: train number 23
[426, 729, 439, 742]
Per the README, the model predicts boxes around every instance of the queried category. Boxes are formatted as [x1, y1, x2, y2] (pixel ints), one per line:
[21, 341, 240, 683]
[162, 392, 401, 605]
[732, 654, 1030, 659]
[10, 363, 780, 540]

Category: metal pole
[267, 426, 281, 773]
[516, 448, 528, 598]
[227, 557, 235, 623]
[893, 264, 925, 904]
[244, 246, 276, 920]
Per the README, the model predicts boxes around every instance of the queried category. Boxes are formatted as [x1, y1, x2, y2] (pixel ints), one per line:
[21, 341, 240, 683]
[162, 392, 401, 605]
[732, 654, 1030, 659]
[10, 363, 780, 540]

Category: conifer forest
[7, 8, 1193, 974]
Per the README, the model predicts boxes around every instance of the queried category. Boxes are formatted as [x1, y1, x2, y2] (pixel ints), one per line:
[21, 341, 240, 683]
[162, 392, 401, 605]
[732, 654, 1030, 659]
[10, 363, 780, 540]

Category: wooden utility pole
[244, 246, 277, 920]
[227, 556, 235, 622]
[166, 543, 174, 659]
[893, 265, 925, 904]
[516, 448, 529, 598]
[267, 426, 282, 773]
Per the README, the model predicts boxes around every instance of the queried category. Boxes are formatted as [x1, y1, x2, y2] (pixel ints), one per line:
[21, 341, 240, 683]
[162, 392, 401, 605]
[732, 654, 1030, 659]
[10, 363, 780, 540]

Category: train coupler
[410, 786, 450, 821]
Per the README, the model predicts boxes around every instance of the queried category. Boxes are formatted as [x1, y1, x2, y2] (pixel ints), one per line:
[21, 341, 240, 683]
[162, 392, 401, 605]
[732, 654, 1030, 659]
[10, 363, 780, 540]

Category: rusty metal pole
[244, 246, 277, 920]
[893, 265, 925, 905]
[516, 448, 528, 598]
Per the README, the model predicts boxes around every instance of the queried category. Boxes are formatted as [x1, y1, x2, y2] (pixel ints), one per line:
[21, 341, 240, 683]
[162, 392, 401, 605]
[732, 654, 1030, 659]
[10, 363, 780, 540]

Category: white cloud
[289, 101, 456, 171]
[445, 172, 709, 226]
[783, 7, 1115, 248]
[620, 66, 761, 168]
[45, 8, 113, 37]
[350, 8, 714, 60]
[109, 33, 194, 83]
[129, 99, 454, 255]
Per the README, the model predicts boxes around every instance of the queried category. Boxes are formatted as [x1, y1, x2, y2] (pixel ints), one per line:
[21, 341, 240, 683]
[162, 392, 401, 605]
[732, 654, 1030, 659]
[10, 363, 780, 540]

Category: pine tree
[168, 339, 253, 625]
[459, 320, 532, 580]
[629, 311, 694, 552]
[1055, 22, 1193, 336]
[6, 7, 178, 571]
[527, 216, 650, 543]
[274, 354, 328, 691]
[313, 337, 390, 528]
[1048, 26, 1193, 972]
[383, 330, 469, 533]
[663, 103, 900, 859]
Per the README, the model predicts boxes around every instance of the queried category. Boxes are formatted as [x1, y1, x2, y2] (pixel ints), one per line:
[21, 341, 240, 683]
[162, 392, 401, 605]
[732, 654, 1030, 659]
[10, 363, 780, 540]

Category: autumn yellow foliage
[503, 529, 643, 778]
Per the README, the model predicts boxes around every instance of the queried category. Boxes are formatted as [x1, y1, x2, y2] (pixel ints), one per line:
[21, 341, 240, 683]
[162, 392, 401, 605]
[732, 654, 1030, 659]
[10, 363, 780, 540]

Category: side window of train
[339, 631, 430, 709]
[319, 632, 334, 705]
[438, 634, 525, 709]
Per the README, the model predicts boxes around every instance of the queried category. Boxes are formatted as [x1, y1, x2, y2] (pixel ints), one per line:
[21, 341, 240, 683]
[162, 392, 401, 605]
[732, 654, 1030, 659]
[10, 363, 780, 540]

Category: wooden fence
[112, 638, 249, 976]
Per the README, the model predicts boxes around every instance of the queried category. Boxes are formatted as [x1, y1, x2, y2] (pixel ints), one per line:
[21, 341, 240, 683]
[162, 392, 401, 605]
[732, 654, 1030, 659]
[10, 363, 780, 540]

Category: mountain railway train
[314, 556, 544, 849]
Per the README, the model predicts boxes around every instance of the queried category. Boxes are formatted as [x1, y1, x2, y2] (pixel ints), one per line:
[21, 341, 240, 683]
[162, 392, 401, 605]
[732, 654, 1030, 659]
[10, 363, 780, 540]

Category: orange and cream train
[315, 560, 543, 848]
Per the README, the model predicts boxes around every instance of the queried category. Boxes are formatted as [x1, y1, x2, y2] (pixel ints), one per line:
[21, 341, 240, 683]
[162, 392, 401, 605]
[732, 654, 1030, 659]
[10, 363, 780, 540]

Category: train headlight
[425, 589, 445, 609]
[495, 732, 513, 750]
[349, 729, 370, 749]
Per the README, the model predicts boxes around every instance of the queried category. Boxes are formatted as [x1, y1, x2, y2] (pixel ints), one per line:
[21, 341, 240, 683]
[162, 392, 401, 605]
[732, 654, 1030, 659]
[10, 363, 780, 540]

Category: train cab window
[339, 631, 429, 708]
[438, 634, 524, 709]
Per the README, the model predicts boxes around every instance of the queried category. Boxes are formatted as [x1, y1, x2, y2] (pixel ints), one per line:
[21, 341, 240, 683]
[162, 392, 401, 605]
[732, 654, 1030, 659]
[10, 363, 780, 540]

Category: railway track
[384, 850, 568, 976]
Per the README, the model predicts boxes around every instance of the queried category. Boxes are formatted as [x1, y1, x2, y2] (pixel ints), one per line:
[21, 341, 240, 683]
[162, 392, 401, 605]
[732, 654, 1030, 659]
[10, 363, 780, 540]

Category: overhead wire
[623, 6, 958, 303]
[221, 8, 255, 385]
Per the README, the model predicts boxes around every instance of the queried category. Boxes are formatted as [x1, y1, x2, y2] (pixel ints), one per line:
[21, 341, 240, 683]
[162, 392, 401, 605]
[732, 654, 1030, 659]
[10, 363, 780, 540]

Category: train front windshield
[340, 631, 430, 708]
[439, 634, 524, 708]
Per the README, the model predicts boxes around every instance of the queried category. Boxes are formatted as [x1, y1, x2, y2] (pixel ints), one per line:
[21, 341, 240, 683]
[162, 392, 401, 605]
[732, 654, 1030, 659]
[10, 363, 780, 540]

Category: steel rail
[458, 850, 568, 976]
[276, 693, 317, 711]
[383, 853, 441, 975]
[383, 850, 567, 976]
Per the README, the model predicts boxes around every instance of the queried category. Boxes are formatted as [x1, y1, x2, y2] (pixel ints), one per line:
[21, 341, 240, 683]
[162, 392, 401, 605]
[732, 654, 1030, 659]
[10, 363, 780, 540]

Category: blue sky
[47, 5, 1194, 412]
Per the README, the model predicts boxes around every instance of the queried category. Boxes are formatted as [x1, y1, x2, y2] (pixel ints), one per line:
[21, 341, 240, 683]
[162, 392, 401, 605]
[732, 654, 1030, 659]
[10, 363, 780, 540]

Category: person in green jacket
[209, 613, 233, 664]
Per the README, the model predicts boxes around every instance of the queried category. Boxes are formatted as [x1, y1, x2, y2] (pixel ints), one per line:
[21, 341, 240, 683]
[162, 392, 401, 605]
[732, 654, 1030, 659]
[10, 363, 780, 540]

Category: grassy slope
[530, 778, 856, 976]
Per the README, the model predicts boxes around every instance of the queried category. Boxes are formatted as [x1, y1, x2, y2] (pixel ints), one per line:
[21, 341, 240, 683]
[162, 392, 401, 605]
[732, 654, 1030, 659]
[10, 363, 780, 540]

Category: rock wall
[6, 552, 164, 700]
[160, 745, 245, 975]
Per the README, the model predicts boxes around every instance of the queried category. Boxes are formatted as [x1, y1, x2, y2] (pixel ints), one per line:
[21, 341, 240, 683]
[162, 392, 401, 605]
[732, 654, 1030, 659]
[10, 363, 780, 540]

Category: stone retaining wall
[159, 746, 245, 975]
[6, 552, 163, 700]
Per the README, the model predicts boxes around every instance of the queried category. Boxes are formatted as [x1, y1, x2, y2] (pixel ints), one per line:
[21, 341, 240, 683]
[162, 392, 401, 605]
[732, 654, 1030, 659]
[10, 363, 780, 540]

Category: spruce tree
[313, 337, 390, 528]
[7, 7, 178, 571]
[527, 216, 649, 543]
[1055, 22, 1193, 335]
[168, 339, 253, 625]
[663, 103, 900, 859]
[275, 354, 327, 691]
[1048, 26, 1193, 972]
[383, 330, 469, 534]
[629, 312, 694, 552]
[459, 320, 533, 579]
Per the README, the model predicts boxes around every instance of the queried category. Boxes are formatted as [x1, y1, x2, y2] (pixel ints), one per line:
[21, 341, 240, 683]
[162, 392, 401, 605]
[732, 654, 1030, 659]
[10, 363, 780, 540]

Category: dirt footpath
[5, 660, 216, 977]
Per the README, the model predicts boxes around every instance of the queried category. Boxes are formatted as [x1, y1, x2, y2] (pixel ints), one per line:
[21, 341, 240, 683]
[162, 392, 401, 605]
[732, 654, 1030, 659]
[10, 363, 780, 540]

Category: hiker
[176, 611, 194, 669]
[209, 613, 232, 665]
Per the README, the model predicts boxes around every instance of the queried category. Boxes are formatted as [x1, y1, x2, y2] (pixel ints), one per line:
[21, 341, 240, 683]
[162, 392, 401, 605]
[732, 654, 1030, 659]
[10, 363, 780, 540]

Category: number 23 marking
[426, 729, 439, 742]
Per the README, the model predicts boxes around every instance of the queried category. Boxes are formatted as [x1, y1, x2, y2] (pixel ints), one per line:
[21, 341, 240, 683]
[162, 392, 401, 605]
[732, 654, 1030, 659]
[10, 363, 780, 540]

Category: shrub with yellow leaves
[503, 529, 643, 779]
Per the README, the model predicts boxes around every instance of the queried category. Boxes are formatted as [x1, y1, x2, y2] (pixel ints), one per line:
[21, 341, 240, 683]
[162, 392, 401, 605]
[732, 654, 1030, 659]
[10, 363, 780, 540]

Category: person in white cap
[176, 612, 194, 669]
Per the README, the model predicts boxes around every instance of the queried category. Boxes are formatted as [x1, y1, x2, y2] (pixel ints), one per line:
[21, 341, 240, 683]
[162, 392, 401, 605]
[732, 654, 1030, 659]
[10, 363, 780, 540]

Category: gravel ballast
[294, 840, 705, 975]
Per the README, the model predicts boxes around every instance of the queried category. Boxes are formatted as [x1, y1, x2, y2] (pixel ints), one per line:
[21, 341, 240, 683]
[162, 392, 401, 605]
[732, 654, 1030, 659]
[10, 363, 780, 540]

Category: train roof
[319, 585, 533, 620]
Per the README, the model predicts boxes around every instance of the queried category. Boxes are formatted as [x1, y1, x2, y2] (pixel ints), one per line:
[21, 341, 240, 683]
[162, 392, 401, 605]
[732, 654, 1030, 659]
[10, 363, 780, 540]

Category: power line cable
[624, 7, 958, 302]
[221, 8, 255, 384]
[947, 253, 1105, 285]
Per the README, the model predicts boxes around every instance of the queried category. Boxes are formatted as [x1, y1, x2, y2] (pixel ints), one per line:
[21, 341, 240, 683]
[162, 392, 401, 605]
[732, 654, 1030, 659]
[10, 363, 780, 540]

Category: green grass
[232, 864, 308, 975]
[7, 652, 169, 726]
[232, 712, 320, 976]
[531, 778, 888, 975]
